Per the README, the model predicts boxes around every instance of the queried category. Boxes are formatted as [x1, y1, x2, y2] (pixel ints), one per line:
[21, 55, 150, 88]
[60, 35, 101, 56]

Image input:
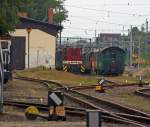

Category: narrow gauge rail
[13, 77, 150, 126]
[135, 88, 150, 98]
[69, 82, 149, 91]
[4, 100, 85, 117]
[14, 77, 149, 91]
[4, 100, 148, 126]
[67, 90, 150, 117]
[65, 90, 150, 126]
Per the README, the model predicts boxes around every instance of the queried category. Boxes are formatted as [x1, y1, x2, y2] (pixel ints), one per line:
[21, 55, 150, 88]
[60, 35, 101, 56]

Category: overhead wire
[69, 15, 142, 26]
[63, 3, 148, 36]
[65, 4, 150, 17]
[73, 3, 150, 6]
[64, 26, 129, 32]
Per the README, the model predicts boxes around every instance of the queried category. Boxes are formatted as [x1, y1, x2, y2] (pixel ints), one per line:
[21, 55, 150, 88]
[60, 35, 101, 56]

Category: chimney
[18, 12, 28, 18]
[48, 8, 54, 24]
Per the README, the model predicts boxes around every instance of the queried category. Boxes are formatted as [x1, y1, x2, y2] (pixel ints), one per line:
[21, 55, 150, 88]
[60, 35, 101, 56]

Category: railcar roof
[101, 46, 126, 54]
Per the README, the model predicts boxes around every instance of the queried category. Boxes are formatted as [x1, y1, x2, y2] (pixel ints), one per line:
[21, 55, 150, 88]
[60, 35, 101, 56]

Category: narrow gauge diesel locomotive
[56, 47, 126, 75]
[56, 47, 85, 73]
[83, 47, 126, 75]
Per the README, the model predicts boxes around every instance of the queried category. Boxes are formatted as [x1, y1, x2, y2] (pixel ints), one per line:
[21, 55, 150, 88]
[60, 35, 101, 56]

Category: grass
[14, 68, 98, 86]
[105, 89, 150, 113]
[14, 68, 139, 86]
[117, 93, 150, 112]
[104, 76, 139, 84]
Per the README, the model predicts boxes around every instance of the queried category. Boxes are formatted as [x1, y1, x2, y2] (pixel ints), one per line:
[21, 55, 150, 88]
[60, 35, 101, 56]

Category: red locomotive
[55, 47, 85, 73]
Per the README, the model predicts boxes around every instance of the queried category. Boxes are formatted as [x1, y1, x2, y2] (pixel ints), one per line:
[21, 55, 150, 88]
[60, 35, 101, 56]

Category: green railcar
[96, 47, 126, 75]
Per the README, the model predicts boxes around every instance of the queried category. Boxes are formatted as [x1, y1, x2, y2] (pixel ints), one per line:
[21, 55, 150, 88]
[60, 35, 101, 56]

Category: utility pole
[89, 38, 92, 52]
[122, 26, 125, 49]
[67, 38, 69, 45]
[26, 27, 32, 69]
[95, 21, 98, 44]
[95, 30, 97, 38]
[130, 25, 133, 66]
[138, 36, 141, 70]
[59, 7, 62, 47]
[146, 19, 148, 34]
[95, 29, 97, 45]
[59, 29, 62, 46]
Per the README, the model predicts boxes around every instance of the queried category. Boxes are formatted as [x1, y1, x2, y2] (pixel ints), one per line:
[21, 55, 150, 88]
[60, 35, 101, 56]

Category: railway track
[67, 90, 150, 117]
[65, 90, 150, 126]
[4, 100, 148, 126]
[14, 76, 149, 91]
[69, 82, 149, 90]
[135, 88, 150, 98]
[10, 77, 150, 126]
[4, 100, 85, 117]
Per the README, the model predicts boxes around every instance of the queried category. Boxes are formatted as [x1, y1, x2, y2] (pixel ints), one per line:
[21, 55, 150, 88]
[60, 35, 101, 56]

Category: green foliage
[25, 0, 68, 24]
[127, 27, 150, 66]
[141, 45, 150, 66]
[0, 0, 18, 35]
[0, 0, 67, 35]
[0, 0, 32, 35]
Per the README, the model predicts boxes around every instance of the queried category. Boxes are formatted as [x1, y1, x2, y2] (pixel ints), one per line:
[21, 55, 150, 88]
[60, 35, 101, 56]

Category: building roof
[16, 16, 63, 37]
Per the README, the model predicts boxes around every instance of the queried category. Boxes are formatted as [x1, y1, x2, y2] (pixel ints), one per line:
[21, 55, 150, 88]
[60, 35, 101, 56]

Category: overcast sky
[62, 0, 150, 38]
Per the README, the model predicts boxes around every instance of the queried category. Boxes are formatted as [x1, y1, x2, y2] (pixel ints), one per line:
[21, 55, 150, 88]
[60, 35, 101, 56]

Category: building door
[11, 37, 25, 70]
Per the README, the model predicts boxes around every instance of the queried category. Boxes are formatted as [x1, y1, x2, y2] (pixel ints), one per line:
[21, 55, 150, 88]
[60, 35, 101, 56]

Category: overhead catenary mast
[146, 19, 148, 34]
[130, 25, 133, 66]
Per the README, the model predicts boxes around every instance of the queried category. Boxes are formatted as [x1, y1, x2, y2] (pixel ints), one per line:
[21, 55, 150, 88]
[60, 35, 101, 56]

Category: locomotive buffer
[48, 90, 66, 121]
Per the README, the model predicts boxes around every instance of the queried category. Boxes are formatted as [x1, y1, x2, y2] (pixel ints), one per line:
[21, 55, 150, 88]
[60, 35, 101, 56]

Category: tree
[0, 0, 17, 35]
[0, 0, 67, 36]
[0, 0, 31, 36]
[25, 0, 68, 24]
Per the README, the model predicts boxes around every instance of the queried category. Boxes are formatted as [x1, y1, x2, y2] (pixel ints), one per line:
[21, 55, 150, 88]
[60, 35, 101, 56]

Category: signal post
[48, 90, 66, 121]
